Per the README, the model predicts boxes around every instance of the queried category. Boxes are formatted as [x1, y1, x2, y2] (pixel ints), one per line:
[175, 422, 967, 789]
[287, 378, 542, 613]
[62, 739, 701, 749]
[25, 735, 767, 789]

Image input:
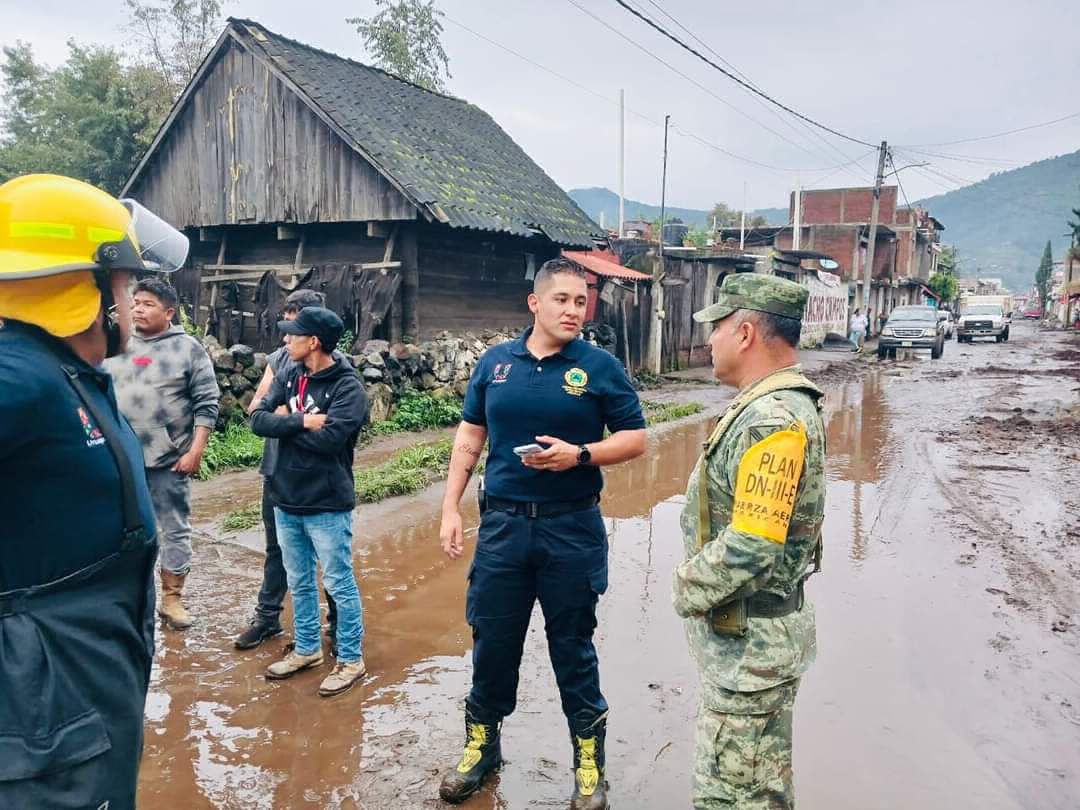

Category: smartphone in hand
[513, 442, 544, 457]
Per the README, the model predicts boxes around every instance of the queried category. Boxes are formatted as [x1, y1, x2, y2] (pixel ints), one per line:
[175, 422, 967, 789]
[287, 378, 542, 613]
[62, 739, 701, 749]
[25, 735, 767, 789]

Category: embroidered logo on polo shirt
[563, 367, 589, 397]
[492, 363, 513, 383]
[78, 407, 106, 447]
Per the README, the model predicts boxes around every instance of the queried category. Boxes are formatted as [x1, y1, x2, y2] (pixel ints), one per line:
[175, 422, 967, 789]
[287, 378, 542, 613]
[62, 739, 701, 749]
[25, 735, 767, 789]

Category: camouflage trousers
[692, 678, 800, 809]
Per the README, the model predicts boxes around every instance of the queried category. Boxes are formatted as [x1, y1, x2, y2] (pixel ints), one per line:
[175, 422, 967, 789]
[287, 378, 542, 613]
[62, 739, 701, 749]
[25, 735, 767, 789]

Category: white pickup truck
[956, 303, 1009, 343]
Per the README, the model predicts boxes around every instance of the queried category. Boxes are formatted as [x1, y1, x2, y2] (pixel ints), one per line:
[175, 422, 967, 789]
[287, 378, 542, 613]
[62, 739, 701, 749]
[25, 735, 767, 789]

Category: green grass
[197, 422, 264, 480]
[221, 503, 261, 532]
[366, 391, 463, 436]
[355, 439, 456, 502]
[642, 400, 705, 426]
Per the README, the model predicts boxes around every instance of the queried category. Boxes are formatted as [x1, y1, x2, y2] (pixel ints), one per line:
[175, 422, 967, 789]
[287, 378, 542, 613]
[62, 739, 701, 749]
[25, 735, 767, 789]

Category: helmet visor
[120, 199, 189, 274]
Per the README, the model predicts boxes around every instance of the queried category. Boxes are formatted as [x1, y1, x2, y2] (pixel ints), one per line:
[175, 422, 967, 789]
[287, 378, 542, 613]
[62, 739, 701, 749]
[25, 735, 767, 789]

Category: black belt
[484, 495, 600, 518]
[745, 580, 805, 619]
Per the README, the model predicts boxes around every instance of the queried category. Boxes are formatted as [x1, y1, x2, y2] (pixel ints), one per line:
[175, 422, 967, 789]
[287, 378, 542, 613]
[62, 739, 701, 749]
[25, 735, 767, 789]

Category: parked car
[957, 304, 1009, 342]
[878, 305, 945, 360]
[937, 309, 955, 338]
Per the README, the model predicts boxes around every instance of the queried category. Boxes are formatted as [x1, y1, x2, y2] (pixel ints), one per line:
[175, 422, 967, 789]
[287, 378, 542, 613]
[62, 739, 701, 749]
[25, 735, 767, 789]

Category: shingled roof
[203, 18, 600, 247]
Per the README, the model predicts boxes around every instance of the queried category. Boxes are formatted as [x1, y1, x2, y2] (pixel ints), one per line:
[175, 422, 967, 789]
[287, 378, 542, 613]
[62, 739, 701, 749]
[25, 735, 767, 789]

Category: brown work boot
[438, 709, 502, 804]
[158, 569, 193, 630]
[265, 647, 324, 680]
[318, 658, 366, 697]
[569, 719, 608, 810]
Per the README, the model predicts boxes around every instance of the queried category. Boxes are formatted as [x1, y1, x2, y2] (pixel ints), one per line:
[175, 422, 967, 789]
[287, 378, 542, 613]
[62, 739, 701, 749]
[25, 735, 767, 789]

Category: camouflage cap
[692, 272, 809, 324]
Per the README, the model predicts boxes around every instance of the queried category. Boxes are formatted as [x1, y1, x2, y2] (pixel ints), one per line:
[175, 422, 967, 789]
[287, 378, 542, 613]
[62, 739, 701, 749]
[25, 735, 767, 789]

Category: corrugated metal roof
[564, 250, 652, 281]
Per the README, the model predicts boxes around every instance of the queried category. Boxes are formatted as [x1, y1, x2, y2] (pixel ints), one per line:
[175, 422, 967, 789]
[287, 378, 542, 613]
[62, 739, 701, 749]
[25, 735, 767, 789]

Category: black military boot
[569, 717, 608, 810]
[438, 709, 502, 804]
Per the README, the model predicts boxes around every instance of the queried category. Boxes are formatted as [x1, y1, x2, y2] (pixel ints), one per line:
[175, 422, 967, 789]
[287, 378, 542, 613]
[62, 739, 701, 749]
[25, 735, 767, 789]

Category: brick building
[717, 185, 945, 332]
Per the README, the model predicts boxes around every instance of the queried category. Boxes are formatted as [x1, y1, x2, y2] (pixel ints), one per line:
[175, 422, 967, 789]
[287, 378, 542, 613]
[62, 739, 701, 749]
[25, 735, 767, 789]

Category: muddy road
[138, 323, 1080, 809]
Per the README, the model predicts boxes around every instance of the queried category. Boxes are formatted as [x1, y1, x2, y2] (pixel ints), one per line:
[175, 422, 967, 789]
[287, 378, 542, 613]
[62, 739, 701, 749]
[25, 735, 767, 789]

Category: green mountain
[568, 186, 787, 230]
[915, 150, 1080, 293]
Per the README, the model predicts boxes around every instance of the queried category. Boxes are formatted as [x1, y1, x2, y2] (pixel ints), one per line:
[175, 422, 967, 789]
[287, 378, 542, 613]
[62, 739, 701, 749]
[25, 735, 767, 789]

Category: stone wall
[202, 329, 518, 427]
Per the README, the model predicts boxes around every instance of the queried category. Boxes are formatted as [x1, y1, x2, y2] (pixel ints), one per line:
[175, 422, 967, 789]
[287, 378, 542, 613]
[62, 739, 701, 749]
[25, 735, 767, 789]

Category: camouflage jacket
[674, 365, 826, 695]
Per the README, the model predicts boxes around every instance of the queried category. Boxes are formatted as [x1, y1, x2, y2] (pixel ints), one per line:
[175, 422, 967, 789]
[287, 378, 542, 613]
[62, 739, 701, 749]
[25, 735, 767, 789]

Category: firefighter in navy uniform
[437, 258, 647, 809]
[0, 174, 189, 809]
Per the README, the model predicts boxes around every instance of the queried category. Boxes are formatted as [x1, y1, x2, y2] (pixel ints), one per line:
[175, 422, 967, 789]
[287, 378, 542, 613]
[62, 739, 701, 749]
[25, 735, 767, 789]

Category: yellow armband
[731, 424, 806, 543]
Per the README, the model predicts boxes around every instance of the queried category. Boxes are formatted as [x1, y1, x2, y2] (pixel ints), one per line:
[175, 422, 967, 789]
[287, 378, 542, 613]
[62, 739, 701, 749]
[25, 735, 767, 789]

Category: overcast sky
[3, 0, 1077, 212]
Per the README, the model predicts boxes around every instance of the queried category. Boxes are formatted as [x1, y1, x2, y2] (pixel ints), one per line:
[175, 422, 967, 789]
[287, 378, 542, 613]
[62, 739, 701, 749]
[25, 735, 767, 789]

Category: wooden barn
[123, 17, 601, 350]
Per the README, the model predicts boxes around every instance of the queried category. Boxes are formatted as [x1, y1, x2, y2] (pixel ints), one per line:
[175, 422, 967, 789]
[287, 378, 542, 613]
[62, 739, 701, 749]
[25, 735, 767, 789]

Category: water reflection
[823, 372, 892, 562]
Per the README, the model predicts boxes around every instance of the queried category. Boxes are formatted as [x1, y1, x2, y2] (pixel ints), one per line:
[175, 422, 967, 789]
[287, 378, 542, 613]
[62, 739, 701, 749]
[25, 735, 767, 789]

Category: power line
[897, 146, 1025, 168]
[885, 149, 911, 212]
[608, 0, 877, 148]
[804, 148, 880, 189]
[634, 0, 878, 185]
[899, 110, 1080, 148]
[561, 0, 864, 163]
[443, 13, 849, 175]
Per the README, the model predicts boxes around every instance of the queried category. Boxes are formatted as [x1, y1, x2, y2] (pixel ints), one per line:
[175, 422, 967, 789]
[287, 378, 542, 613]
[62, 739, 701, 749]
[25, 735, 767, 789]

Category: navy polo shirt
[462, 328, 645, 503]
[0, 321, 157, 591]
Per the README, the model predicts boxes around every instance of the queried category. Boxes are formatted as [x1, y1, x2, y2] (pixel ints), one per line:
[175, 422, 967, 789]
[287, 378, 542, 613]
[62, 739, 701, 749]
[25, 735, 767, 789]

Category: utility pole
[618, 89, 625, 239]
[739, 181, 747, 250]
[792, 173, 802, 251]
[650, 115, 670, 375]
[863, 140, 889, 331]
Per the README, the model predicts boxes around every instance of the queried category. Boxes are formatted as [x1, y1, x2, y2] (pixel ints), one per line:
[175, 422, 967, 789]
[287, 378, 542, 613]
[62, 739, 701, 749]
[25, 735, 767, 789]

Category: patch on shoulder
[731, 422, 806, 543]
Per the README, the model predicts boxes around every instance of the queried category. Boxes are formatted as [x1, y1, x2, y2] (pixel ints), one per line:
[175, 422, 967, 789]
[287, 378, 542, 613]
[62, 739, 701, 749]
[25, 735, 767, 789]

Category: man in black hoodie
[250, 307, 369, 697]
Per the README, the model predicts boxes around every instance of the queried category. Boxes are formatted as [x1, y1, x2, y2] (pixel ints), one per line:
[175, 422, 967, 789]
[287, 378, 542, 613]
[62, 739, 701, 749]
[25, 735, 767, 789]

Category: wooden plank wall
[127, 38, 416, 229]
[415, 224, 558, 338]
[183, 222, 394, 350]
[178, 221, 570, 349]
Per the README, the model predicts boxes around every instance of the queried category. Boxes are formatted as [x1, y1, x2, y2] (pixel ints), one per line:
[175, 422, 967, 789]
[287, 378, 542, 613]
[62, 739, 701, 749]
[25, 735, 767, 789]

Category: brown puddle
[140, 328, 1079, 808]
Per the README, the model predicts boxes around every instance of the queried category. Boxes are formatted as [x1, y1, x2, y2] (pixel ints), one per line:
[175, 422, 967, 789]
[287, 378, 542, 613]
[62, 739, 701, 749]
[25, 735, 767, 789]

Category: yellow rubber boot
[438, 711, 502, 804]
[569, 721, 608, 810]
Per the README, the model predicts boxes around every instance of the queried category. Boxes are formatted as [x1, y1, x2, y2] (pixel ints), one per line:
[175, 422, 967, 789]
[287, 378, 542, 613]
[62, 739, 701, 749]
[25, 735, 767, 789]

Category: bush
[197, 421, 264, 479]
[642, 400, 704, 425]
[221, 503, 261, 532]
[355, 439, 454, 502]
[368, 390, 463, 435]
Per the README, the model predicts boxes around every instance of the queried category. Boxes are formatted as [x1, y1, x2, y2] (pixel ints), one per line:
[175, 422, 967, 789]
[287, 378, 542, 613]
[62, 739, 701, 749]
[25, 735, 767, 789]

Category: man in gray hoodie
[105, 278, 219, 629]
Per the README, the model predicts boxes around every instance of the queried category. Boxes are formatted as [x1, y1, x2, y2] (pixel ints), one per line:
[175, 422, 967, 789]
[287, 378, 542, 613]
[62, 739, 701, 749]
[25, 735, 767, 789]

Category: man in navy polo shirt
[438, 257, 646, 809]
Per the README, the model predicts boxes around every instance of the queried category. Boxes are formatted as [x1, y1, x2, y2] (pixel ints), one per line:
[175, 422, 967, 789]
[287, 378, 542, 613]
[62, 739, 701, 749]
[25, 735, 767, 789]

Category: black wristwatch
[577, 444, 592, 466]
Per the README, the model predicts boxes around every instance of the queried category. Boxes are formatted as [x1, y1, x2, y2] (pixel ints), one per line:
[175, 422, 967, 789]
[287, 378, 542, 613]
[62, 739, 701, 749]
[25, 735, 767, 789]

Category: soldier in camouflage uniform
[673, 273, 826, 809]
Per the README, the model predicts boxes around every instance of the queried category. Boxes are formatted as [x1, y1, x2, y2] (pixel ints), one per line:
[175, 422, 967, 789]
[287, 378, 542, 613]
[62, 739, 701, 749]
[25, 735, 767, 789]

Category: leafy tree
[124, 0, 223, 100]
[0, 42, 163, 193]
[1035, 240, 1053, 309]
[1068, 205, 1080, 246]
[928, 271, 958, 304]
[709, 201, 737, 227]
[347, 0, 451, 92]
[937, 244, 959, 275]
[686, 227, 709, 248]
[708, 201, 767, 230]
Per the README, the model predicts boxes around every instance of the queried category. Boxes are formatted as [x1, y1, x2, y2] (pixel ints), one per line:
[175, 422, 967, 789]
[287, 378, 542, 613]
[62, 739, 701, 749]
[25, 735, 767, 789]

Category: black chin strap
[93, 270, 124, 358]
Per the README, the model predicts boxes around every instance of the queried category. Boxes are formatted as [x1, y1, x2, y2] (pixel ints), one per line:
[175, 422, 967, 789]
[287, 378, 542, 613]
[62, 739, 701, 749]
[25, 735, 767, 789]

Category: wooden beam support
[205, 263, 296, 272]
[204, 230, 229, 333]
[400, 226, 419, 342]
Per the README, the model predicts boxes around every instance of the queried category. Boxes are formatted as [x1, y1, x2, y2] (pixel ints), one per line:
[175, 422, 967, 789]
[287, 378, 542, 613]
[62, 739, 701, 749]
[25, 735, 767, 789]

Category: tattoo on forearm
[456, 443, 482, 476]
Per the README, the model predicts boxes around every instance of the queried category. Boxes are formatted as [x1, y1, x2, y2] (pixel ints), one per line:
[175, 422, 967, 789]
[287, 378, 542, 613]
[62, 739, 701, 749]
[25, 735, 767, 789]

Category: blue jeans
[274, 508, 364, 663]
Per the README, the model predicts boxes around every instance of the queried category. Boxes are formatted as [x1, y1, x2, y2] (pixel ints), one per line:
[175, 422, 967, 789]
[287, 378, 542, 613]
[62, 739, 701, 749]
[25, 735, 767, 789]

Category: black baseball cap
[278, 306, 344, 351]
